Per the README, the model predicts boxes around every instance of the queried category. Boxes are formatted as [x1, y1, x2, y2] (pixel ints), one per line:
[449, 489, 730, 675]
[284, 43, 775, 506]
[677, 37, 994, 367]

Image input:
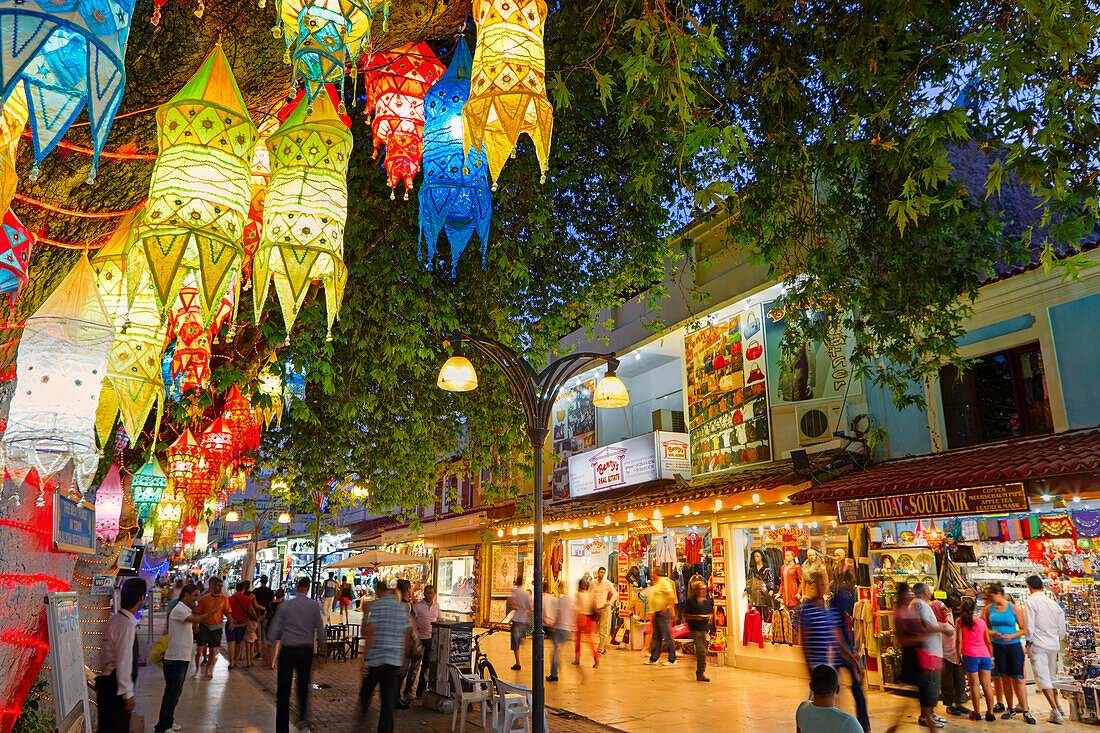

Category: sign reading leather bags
[838, 483, 1029, 524]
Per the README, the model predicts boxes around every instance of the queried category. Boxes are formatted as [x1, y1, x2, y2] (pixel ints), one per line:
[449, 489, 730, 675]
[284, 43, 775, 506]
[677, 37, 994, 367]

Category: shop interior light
[692, 510, 700, 515]
[603, 515, 611, 524]
[583, 519, 589, 528]
[592, 364, 630, 408]
[511, 527, 518, 536]
[752, 493, 761, 504]
[437, 343, 478, 392]
[1074, 495, 1082, 503]
[653, 509, 661, 519]
[682, 505, 690, 515]
[225, 510, 240, 522]
[277, 512, 292, 523]
[714, 500, 722, 511]
[1041, 494, 1052, 501]
[497, 529, 504, 537]
[733, 505, 741, 510]
[627, 512, 633, 522]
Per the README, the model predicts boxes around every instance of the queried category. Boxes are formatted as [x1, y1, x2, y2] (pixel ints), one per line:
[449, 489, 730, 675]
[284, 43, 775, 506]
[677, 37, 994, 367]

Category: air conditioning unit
[795, 400, 846, 446]
[652, 409, 686, 433]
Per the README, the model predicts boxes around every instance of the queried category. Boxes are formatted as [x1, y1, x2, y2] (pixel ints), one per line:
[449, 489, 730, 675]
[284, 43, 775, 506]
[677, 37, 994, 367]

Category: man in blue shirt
[360, 580, 412, 733]
[797, 664, 864, 733]
[267, 577, 327, 733]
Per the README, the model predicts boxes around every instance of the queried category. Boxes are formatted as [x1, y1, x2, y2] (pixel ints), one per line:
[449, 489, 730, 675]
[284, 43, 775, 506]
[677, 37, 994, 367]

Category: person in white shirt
[402, 585, 440, 702]
[592, 567, 617, 654]
[97, 578, 147, 733]
[507, 578, 532, 671]
[1024, 575, 1068, 723]
[541, 581, 562, 681]
[155, 584, 221, 732]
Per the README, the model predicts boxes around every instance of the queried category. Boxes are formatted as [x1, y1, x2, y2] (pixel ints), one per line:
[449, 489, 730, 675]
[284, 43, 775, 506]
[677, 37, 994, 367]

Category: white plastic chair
[448, 664, 493, 733]
[492, 679, 549, 733]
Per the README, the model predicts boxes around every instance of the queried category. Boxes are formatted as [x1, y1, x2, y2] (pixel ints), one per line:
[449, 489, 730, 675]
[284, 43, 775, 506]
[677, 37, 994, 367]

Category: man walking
[267, 577, 327, 733]
[1025, 574, 1068, 723]
[155, 584, 220, 732]
[911, 582, 951, 730]
[252, 575, 276, 666]
[683, 579, 714, 681]
[592, 567, 617, 654]
[643, 567, 677, 666]
[322, 572, 339, 620]
[360, 580, 412, 733]
[507, 576, 532, 671]
[403, 585, 439, 702]
[193, 576, 230, 678]
[97, 578, 147, 733]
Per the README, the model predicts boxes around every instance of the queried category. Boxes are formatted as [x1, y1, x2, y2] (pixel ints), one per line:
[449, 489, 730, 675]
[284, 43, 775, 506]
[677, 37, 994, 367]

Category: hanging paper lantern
[166, 429, 201, 487]
[161, 341, 183, 403]
[154, 494, 184, 532]
[200, 417, 234, 467]
[276, 0, 383, 105]
[93, 464, 124, 542]
[0, 210, 33, 311]
[364, 43, 445, 199]
[166, 280, 211, 392]
[285, 361, 306, 405]
[242, 117, 279, 282]
[419, 38, 492, 267]
[2, 257, 114, 490]
[181, 520, 197, 548]
[464, 0, 554, 186]
[129, 44, 258, 321]
[93, 209, 166, 444]
[0, 0, 135, 182]
[252, 86, 351, 338]
[255, 357, 285, 426]
[131, 457, 167, 520]
[0, 88, 27, 214]
[222, 384, 252, 445]
[193, 517, 209, 552]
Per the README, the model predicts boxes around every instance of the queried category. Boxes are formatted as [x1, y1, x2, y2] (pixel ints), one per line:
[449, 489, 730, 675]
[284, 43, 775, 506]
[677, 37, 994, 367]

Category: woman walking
[956, 597, 996, 722]
[574, 578, 600, 667]
[982, 583, 1035, 724]
[339, 576, 354, 625]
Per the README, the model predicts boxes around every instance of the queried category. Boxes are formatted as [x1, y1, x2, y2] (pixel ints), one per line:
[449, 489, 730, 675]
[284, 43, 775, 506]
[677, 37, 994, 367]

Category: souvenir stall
[435, 548, 477, 622]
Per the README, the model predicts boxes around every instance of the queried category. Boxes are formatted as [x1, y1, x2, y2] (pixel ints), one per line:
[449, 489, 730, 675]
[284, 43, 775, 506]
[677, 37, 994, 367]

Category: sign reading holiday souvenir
[838, 483, 1029, 524]
[567, 431, 690, 498]
[46, 592, 92, 733]
[54, 494, 95, 555]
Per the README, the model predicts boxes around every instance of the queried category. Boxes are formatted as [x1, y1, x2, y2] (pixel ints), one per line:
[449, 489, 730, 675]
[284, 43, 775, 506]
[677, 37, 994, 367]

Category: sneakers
[1001, 710, 1016, 719]
[1050, 709, 1065, 724]
[546, 675, 558, 682]
[661, 660, 677, 666]
[510, 664, 521, 671]
[643, 659, 658, 665]
[932, 714, 946, 724]
[1022, 712, 1036, 725]
[992, 703, 1006, 713]
[985, 712, 996, 722]
[172, 726, 182, 732]
[919, 717, 945, 729]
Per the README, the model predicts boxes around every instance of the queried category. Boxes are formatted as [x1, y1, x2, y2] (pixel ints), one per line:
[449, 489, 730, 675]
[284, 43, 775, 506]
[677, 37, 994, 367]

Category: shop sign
[91, 575, 114, 595]
[762, 299, 861, 405]
[567, 431, 690, 498]
[837, 483, 1029, 524]
[54, 494, 94, 555]
[551, 379, 597, 501]
[231, 532, 254, 543]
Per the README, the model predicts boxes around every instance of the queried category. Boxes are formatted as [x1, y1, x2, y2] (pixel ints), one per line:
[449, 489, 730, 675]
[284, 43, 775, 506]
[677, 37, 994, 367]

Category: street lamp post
[437, 332, 629, 733]
[224, 503, 292, 583]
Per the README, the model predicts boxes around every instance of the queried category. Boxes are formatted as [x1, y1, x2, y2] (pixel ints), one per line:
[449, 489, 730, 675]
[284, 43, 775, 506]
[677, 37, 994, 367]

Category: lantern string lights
[419, 37, 492, 268]
[0, 0, 136, 182]
[363, 43, 445, 200]
[464, 0, 554, 187]
[252, 85, 351, 338]
[93, 208, 166, 445]
[129, 44, 258, 323]
[2, 256, 114, 491]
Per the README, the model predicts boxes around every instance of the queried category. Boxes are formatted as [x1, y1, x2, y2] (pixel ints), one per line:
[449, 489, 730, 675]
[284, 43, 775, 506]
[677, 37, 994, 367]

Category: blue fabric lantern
[162, 339, 182, 403]
[418, 38, 491, 268]
[0, 0, 136, 182]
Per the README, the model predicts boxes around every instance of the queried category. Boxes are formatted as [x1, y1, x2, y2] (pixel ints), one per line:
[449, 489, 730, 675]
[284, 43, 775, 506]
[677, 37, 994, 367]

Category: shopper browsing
[322, 572, 339, 619]
[683, 580, 714, 682]
[643, 567, 677, 666]
[154, 583, 221, 733]
[403, 585, 439, 701]
[592, 567, 617, 654]
[507, 576, 532, 671]
[1024, 574, 1068, 723]
[796, 664, 863, 733]
[982, 582, 1035, 724]
[956, 596, 997, 722]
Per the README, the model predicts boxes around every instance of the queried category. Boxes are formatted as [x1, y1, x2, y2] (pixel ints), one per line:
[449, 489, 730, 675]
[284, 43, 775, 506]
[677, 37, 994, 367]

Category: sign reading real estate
[838, 483, 1029, 524]
[762, 300, 861, 405]
[684, 302, 772, 476]
[567, 431, 690, 498]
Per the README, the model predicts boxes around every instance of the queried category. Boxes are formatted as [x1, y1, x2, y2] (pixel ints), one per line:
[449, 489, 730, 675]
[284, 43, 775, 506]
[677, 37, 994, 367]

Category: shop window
[939, 343, 1053, 449]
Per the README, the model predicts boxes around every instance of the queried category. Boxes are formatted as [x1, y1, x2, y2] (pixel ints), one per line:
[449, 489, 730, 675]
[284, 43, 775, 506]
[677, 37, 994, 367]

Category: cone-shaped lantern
[132, 457, 167, 522]
[167, 429, 201, 487]
[166, 279, 211, 392]
[0, 209, 34, 310]
[94, 464, 124, 542]
[253, 86, 351, 337]
[277, 0, 383, 105]
[130, 44, 258, 322]
[93, 209, 166, 444]
[464, 0, 554, 186]
[419, 37, 492, 267]
[0, 0, 134, 180]
[364, 43, 445, 199]
[200, 417, 234, 468]
[3, 256, 114, 489]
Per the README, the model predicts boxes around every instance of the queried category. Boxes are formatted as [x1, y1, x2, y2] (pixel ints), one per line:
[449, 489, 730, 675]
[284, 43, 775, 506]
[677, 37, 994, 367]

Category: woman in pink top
[956, 597, 996, 722]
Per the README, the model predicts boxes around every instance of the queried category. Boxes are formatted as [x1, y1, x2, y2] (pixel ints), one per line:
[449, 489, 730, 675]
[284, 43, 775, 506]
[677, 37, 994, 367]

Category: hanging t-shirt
[684, 532, 703, 563]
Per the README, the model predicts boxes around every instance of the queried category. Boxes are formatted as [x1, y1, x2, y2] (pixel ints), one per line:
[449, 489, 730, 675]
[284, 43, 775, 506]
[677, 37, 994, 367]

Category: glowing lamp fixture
[592, 367, 629, 408]
[277, 512, 292, 523]
[682, 505, 690, 515]
[714, 499, 722, 511]
[752, 493, 761, 504]
[497, 528, 504, 538]
[437, 346, 478, 392]
[225, 509, 240, 522]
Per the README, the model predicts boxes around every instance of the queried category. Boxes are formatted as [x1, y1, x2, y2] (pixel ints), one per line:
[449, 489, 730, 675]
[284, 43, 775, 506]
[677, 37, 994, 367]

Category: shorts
[196, 625, 223, 648]
[340, 597, 351, 607]
[992, 642, 1025, 679]
[961, 654, 993, 674]
[510, 621, 528, 651]
[225, 624, 245, 644]
[1029, 646, 1059, 690]
[917, 670, 941, 708]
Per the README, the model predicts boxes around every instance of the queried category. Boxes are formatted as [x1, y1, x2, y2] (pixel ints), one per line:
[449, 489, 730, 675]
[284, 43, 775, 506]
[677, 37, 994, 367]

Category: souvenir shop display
[870, 547, 938, 690]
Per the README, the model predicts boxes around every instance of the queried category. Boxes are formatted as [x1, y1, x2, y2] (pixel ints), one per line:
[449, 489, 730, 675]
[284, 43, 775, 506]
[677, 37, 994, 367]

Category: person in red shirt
[227, 581, 258, 668]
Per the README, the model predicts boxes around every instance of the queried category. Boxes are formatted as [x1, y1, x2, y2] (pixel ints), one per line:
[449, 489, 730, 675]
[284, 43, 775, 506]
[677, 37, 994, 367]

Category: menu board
[551, 380, 597, 500]
[46, 592, 91, 733]
[684, 304, 772, 476]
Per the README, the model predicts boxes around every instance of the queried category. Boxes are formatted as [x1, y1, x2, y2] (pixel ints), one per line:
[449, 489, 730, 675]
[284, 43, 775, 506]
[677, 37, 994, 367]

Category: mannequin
[831, 548, 853, 585]
[747, 549, 774, 614]
[802, 547, 826, 586]
[779, 550, 803, 607]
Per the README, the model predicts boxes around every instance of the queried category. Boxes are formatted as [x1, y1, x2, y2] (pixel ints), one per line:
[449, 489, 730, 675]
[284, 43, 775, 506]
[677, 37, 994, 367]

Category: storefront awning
[790, 426, 1100, 504]
[324, 549, 428, 569]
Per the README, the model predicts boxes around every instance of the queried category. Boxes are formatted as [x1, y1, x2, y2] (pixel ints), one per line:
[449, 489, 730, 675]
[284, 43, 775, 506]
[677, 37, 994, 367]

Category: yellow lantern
[129, 44, 259, 323]
[464, 0, 554, 187]
[0, 88, 28, 215]
[93, 208, 166, 444]
[252, 87, 351, 337]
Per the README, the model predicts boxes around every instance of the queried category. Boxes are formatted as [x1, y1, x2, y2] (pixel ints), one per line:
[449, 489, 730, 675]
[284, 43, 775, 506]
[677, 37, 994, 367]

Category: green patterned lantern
[132, 457, 168, 523]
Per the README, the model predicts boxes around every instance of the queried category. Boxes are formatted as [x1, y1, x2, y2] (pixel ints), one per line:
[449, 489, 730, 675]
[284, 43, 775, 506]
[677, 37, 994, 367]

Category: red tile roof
[791, 427, 1100, 504]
